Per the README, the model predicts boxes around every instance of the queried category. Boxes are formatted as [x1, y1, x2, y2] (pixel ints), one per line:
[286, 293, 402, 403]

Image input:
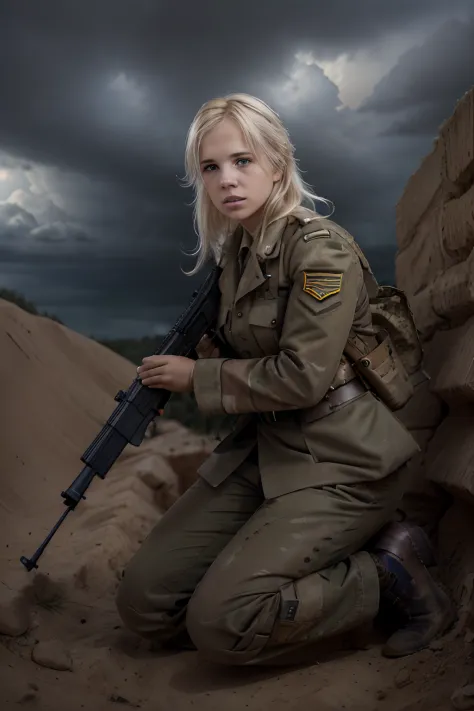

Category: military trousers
[116, 452, 405, 666]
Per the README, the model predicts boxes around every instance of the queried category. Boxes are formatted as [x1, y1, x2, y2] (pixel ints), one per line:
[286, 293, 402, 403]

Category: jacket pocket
[248, 299, 281, 354]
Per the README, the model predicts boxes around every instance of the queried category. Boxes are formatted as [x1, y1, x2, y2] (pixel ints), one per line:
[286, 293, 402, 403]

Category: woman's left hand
[137, 355, 196, 393]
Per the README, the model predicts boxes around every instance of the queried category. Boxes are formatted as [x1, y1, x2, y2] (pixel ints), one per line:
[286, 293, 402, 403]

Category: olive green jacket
[192, 207, 419, 498]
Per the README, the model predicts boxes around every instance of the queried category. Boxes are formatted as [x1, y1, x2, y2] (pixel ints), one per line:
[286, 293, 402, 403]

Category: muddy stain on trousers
[116, 449, 406, 665]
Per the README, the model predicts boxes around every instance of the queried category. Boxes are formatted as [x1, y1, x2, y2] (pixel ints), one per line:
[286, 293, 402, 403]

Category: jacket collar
[234, 215, 292, 303]
[217, 207, 318, 303]
[254, 206, 318, 261]
[254, 214, 289, 261]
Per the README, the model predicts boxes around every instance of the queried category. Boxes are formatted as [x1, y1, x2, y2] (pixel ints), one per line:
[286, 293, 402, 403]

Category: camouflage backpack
[340, 233, 426, 411]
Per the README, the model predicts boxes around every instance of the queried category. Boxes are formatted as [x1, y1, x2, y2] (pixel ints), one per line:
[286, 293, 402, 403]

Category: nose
[220, 166, 238, 188]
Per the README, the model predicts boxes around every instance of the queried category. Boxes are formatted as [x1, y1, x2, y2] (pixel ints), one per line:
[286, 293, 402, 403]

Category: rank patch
[303, 272, 343, 301]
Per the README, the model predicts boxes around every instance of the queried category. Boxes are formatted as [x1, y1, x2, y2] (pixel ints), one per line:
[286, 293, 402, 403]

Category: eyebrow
[200, 151, 252, 166]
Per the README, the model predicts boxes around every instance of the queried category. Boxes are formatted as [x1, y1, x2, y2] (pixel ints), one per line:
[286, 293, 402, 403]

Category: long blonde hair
[181, 93, 333, 274]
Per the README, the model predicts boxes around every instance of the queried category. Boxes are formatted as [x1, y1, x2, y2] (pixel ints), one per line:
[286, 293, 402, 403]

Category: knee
[115, 562, 178, 641]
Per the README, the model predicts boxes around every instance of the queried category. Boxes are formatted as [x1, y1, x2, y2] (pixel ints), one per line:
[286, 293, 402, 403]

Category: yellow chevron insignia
[303, 272, 343, 301]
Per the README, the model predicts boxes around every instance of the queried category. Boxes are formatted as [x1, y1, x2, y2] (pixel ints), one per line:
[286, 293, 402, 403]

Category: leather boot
[369, 521, 456, 658]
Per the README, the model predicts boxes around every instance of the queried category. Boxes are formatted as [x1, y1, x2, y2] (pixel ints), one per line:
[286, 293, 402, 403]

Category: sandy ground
[0, 299, 472, 711]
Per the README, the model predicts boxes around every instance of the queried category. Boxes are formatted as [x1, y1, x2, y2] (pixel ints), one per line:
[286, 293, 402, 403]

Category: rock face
[395, 86, 474, 616]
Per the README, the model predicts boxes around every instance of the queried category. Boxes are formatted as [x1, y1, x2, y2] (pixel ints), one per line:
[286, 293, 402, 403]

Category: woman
[116, 94, 454, 665]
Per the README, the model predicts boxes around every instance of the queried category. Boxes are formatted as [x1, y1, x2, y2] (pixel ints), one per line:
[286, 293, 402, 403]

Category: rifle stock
[20, 264, 222, 571]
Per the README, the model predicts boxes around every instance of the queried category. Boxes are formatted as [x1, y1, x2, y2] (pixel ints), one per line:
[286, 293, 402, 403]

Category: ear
[272, 169, 282, 183]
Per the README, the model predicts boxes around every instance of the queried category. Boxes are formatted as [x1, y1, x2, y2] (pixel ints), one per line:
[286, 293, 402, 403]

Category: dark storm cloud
[0, 0, 473, 338]
[361, 17, 474, 136]
[0, 197, 93, 252]
[0, 0, 471, 193]
[0, 203, 38, 241]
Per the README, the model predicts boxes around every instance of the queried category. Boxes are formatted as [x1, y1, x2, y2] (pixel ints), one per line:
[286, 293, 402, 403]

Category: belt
[258, 378, 367, 425]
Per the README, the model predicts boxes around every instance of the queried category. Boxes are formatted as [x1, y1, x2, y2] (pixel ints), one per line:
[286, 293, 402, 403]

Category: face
[199, 118, 282, 234]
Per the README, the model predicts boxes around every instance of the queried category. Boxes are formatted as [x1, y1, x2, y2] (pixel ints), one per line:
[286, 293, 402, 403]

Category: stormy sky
[0, 1, 473, 340]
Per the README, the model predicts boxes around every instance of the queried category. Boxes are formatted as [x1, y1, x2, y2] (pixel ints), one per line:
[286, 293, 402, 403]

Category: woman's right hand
[195, 334, 220, 359]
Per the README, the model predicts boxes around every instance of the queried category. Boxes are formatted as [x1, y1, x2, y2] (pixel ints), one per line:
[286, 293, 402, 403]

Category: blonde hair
[181, 93, 334, 275]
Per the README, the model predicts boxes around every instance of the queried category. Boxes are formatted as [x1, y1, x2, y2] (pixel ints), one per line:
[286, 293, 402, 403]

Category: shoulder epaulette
[290, 205, 319, 225]
[300, 225, 332, 242]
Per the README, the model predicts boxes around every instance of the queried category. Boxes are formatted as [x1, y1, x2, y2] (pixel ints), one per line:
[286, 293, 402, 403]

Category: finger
[141, 374, 167, 387]
[138, 359, 167, 374]
[142, 355, 168, 366]
[140, 365, 169, 380]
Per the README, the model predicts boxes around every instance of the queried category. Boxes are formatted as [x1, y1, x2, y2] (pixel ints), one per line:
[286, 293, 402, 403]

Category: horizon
[0, 2, 473, 339]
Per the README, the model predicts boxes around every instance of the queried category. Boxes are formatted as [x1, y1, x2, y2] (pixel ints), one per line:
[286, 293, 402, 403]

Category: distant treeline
[0, 287, 65, 324]
[0, 288, 227, 435]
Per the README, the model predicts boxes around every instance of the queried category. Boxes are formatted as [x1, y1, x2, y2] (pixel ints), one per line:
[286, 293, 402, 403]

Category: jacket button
[271, 319, 276, 325]
[237, 311, 243, 317]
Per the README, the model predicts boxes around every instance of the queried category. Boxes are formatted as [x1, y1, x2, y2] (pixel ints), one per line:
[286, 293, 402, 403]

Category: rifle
[20, 264, 222, 572]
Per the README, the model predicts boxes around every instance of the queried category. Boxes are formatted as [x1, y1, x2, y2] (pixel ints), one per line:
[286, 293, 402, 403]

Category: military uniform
[116, 207, 420, 665]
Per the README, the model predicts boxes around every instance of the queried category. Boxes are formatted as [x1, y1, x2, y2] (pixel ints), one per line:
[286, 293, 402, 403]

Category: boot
[369, 521, 456, 658]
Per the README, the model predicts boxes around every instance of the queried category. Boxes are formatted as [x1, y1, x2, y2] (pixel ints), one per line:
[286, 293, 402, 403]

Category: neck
[240, 211, 263, 239]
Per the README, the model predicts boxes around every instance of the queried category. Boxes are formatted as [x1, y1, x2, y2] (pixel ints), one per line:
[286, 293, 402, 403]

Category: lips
[223, 196, 245, 204]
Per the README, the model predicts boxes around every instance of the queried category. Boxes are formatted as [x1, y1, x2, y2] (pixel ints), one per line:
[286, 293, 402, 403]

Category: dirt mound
[0, 299, 471, 710]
